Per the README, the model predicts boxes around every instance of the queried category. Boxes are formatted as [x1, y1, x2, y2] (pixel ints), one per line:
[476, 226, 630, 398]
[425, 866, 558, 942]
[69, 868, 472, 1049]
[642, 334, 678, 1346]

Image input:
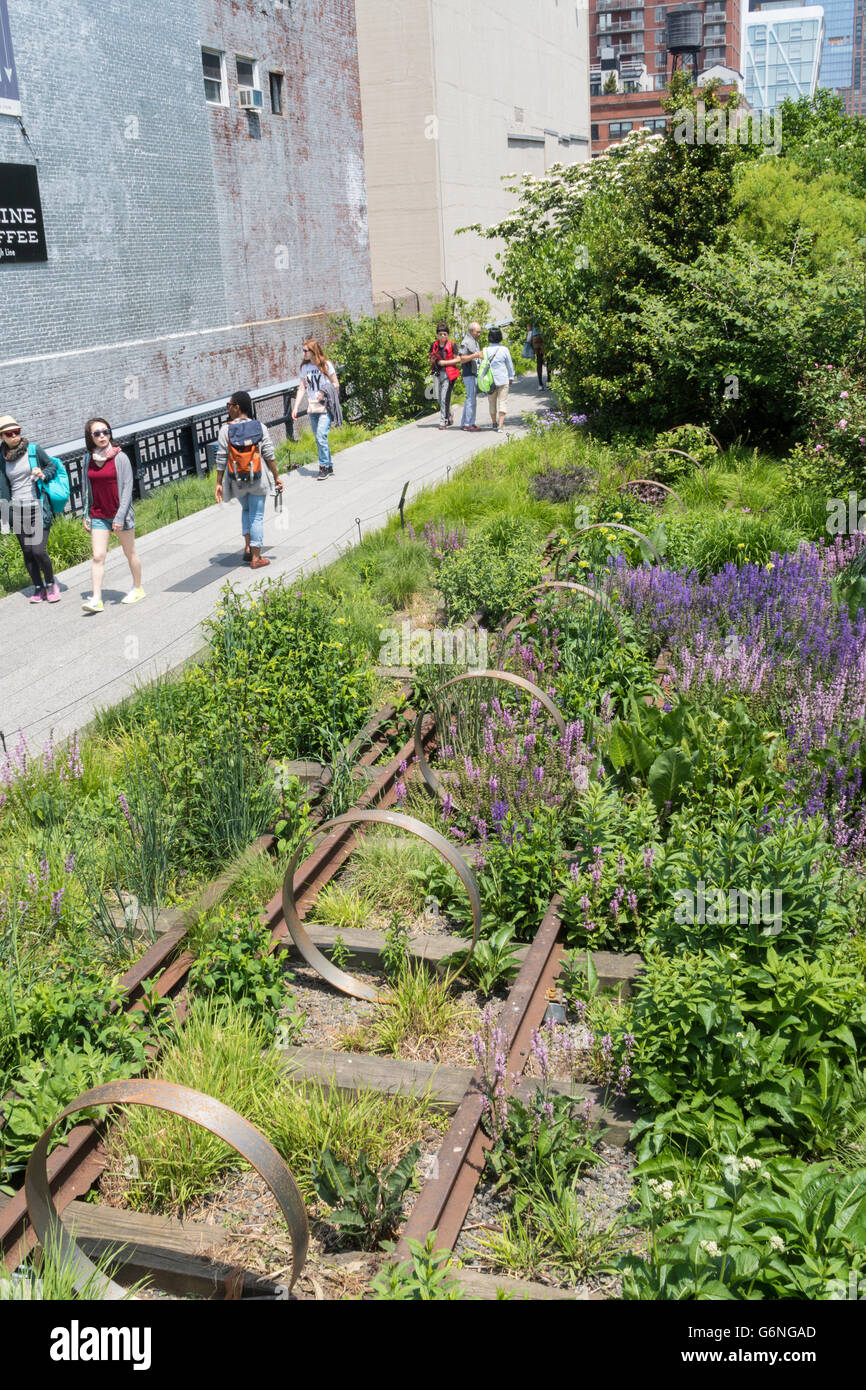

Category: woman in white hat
[0, 413, 61, 602]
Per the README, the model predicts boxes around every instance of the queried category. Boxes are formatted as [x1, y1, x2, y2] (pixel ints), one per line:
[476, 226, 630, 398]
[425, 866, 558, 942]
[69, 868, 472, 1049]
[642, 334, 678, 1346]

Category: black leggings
[536, 352, 548, 388]
[14, 504, 54, 588]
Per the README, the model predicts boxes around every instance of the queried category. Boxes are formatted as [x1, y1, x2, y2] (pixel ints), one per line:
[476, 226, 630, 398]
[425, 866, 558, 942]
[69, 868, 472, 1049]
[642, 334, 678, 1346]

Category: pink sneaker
[46, 582, 61, 602]
[29, 587, 46, 604]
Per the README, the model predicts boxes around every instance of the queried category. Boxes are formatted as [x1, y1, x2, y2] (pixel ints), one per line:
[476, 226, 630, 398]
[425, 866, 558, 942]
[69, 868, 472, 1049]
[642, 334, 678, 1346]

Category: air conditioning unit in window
[238, 87, 263, 109]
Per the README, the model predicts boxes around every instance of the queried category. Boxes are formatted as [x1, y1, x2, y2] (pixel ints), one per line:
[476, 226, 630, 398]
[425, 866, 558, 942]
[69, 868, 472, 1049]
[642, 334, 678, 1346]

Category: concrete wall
[0, 0, 372, 444]
[352, 0, 443, 310]
[355, 0, 590, 313]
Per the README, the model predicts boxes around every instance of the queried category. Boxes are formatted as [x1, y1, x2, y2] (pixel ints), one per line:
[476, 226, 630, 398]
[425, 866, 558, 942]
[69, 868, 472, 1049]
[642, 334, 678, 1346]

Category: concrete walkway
[1, 376, 551, 751]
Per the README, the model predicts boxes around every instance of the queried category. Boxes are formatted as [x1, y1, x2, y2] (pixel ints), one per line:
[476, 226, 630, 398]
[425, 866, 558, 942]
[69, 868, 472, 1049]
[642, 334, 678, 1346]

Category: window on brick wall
[609, 120, 633, 138]
[202, 49, 227, 106]
[269, 71, 284, 115]
[236, 56, 260, 91]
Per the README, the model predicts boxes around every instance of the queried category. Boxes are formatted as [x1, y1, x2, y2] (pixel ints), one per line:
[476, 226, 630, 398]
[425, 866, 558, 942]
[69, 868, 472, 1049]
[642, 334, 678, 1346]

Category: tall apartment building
[354, 0, 590, 313]
[0, 0, 373, 443]
[590, 1, 743, 153]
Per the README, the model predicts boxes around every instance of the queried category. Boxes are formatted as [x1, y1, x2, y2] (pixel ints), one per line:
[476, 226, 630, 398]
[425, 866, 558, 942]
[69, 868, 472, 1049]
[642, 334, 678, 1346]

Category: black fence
[50, 375, 329, 517]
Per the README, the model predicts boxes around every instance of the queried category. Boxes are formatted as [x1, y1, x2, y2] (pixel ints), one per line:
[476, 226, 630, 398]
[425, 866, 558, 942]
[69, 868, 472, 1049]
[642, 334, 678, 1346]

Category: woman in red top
[429, 323, 460, 430]
[81, 417, 144, 614]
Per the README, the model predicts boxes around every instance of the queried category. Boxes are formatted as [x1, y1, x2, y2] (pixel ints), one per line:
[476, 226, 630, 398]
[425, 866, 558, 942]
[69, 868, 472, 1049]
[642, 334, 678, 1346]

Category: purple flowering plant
[472, 1008, 602, 1192]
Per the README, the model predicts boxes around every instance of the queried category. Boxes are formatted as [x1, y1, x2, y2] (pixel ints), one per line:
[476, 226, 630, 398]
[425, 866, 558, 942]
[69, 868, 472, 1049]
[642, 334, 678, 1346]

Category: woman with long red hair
[292, 339, 341, 481]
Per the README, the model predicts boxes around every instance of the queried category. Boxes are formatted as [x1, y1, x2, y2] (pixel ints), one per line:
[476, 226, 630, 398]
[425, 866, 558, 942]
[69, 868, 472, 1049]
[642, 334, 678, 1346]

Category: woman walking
[292, 339, 341, 480]
[82, 417, 145, 612]
[429, 323, 460, 430]
[0, 412, 61, 603]
[214, 390, 283, 566]
[482, 328, 516, 432]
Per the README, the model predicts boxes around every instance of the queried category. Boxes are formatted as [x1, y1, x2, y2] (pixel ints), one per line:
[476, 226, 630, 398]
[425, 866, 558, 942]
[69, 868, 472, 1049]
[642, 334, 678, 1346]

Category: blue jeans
[309, 411, 333, 469]
[240, 492, 266, 547]
[461, 374, 478, 427]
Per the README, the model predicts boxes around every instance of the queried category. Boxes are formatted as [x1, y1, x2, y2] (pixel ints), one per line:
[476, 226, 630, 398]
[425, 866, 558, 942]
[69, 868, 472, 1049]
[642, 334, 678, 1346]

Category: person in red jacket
[429, 324, 460, 430]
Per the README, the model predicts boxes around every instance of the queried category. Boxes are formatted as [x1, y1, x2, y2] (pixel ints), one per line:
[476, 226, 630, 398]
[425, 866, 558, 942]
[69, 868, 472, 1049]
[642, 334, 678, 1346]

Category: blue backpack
[29, 443, 70, 515]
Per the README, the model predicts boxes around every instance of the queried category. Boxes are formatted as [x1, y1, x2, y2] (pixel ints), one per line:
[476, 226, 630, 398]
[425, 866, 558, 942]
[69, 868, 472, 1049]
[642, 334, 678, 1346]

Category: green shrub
[327, 313, 434, 425]
[204, 579, 377, 761]
[630, 944, 866, 1157]
[437, 517, 542, 623]
[650, 425, 719, 483]
[619, 1149, 866, 1300]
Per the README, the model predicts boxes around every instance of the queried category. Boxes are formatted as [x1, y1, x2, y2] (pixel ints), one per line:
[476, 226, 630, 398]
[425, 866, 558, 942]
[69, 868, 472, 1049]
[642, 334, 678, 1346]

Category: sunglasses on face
[92, 429, 110, 438]
[2, 428, 21, 437]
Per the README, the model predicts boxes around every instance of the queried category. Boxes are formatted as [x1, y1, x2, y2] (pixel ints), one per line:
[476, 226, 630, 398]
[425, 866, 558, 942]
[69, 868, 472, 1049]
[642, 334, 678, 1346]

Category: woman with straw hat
[0, 412, 61, 603]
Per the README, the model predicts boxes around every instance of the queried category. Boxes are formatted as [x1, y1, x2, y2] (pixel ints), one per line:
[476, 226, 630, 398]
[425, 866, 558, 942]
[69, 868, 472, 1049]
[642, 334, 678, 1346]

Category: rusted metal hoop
[616, 479, 687, 513]
[282, 810, 482, 1000]
[25, 1079, 310, 1299]
[646, 447, 711, 495]
[496, 581, 624, 664]
[413, 670, 566, 803]
[555, 522, 663, 575]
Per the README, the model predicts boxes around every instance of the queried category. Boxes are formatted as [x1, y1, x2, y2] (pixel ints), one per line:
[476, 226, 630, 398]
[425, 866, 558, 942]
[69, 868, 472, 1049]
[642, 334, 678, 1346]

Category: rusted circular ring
[645, 447, 711, 494]
[555, 522, 663, 576]
[616, 479, 687, 513]
[496, 580, 624, 664]
[25, 1079, 309, 1298]
[413, 670, 566, 803]
[282, 810, 482, 1000]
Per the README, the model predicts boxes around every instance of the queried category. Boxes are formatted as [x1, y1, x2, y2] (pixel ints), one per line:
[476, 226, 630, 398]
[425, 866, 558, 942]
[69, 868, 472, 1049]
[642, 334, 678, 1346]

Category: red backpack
[226, 420, 264, 486]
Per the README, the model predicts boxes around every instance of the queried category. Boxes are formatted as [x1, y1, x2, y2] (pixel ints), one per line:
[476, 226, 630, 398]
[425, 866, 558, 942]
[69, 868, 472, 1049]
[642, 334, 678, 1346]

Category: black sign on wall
[0, 164, 47, 264]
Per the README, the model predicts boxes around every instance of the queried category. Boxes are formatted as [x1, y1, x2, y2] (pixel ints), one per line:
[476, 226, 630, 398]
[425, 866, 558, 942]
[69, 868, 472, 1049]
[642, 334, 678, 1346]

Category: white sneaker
[82, 595, 104, 613]
[121, 588, 146, 604]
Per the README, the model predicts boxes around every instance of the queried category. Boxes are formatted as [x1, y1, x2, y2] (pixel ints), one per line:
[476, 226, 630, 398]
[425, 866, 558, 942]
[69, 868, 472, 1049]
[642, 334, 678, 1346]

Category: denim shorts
[91, 517, 132, 531]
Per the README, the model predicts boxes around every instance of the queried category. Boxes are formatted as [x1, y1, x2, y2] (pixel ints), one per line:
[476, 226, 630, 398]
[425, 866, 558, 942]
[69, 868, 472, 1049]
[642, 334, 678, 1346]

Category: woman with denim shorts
[214, 391, 283, 568]
[81, 417, 145, 613]
[292, 339, 341, 480]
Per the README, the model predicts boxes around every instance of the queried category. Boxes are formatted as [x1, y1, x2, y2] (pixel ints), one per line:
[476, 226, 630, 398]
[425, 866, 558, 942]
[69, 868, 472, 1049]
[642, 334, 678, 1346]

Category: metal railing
[48, 375, 344, 517]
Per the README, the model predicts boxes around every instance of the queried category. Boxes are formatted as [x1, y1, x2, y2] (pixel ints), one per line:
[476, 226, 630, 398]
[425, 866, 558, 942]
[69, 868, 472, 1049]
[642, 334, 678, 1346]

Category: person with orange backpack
[214, 391, 283, 568]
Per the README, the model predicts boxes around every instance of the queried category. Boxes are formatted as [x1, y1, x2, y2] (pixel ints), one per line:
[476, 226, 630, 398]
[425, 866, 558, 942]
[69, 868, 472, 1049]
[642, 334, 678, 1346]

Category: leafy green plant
[311, 1143, 421, 1249]
[618, 1150, 866, 1300]
[188, 913, 302, 1030]
[382, 916, 410, 980]
[442, 924, 524, 996]
[605, 697, 782, 816]
[629, 944, 866, 1157]
[371, 1232, 464, 1300]
[1, 1041, 140, 1185]
[485, 1091, 600, 1199]
[330, 935, 352, 971]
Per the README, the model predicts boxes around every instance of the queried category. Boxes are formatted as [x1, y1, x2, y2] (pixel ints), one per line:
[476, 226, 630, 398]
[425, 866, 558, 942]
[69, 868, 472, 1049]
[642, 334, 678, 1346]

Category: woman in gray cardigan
[81, 416, 144, 613]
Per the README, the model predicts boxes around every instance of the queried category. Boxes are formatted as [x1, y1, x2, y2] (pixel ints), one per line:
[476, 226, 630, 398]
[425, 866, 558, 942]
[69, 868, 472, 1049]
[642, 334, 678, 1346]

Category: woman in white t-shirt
[292, 339, 341, 481]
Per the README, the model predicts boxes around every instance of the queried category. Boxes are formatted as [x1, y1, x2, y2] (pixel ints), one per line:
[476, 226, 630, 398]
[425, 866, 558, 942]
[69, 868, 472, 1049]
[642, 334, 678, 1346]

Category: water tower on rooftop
[666, 4, 704, 78]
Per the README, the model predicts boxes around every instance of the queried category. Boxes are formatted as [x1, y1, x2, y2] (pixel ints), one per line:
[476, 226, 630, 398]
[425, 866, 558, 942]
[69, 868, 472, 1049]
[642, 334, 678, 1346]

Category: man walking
[456, 320, 483, 431]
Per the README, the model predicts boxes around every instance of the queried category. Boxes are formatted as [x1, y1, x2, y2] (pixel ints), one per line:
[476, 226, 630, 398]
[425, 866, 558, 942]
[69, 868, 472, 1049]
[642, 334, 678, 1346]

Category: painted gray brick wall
[0, 0, 372, 445]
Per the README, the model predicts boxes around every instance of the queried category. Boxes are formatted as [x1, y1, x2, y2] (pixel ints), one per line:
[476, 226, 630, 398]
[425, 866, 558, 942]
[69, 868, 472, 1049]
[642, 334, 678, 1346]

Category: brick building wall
[0, 0, 372, 446]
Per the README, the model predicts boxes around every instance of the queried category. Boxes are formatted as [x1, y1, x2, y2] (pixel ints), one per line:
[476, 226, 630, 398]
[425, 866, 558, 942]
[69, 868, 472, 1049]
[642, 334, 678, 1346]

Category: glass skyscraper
[818, 0, 855, 95]
[749, 0, 854, 106]
[744, 5, 825, 108]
